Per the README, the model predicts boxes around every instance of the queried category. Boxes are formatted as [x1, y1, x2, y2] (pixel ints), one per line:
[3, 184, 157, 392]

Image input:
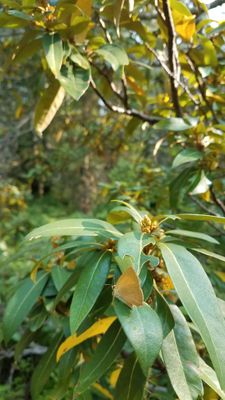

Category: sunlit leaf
[57, 316, 116, 361]
[34, 79, 65, 135]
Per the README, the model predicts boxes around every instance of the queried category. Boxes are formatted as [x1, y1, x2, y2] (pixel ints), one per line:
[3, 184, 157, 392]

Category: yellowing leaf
[92, 383, 113, 399]
[34, 79, 65, 135]
[109, 367, 122, 388]
[76, 0, 92, 17]
[171, 0, 196, 41]
[215, 271, 225, 282]
[127, 75, 144, 96]
[56, 316, 116, 361]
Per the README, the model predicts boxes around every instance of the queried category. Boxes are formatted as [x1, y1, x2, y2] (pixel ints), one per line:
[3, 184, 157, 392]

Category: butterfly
[113, 267, 144, 308]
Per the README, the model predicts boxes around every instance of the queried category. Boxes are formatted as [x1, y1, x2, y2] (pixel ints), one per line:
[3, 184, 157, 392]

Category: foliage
[1, 0, 225, 399]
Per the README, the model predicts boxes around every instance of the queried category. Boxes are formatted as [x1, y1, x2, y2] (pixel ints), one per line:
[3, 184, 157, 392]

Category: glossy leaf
[95, 44, 129, 71]
[162, 305, 203, 400]
[31, 333, 63, 399]
[115, 354, 146, 400]
[159, 243, 225, 389]
[166, 229, 219, 244]
[26, 218, 122, 240]
[34, 79, 65, 134]
[43, 33, 64, 77]
[70, 251, 111, 333]
[117, 231, 155, 274]
[172, 149, 202, 168]
[57, 316, 116, 361]
[58, 62, 91, 101]
[74, 320, 126, 393]
[3, 271, 48, 341]
[114, 300, 163, 376]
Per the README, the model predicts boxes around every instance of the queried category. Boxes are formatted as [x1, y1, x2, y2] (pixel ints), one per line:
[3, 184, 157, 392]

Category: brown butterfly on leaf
[113, 267, 144, 308]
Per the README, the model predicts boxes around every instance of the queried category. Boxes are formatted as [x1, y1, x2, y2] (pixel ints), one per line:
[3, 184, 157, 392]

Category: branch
[209, 0, 225, 9]
[210, 186, 225, 215]
[90, 78, 159, 124]
[162, 0, 182, 117]
[146, 44, 199, 106]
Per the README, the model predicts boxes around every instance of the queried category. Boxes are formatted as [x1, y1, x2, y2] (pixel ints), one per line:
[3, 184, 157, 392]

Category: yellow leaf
[127, 75, 144, 96]
[109, 367, 122, 387]
[171, 0, 196, 41]
[30, 262, 41, 282]
[92, 383, 113, 399]
[215, 271, 225, 282]
[34, 79, 65, 135]
[76, 0, 92, 17]
[56, 316, 116, 361]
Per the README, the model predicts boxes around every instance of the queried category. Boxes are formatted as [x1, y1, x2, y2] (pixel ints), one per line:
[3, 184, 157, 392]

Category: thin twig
[146, 44, 199, 105]
[210, 186, 225, 215]
[90, 78, 159, 124]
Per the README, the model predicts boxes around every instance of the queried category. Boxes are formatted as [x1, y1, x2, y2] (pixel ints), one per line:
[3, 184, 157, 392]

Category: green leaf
[117, 231, 155, 274]
[162, 305, 203, 400]
[153, 118, 192, 131]
[176, 213, 225, 224]
[172, 149, 202, 168]
[34, 79, 65, 134]
[74, 320, 126, 393]
[70, 251, 111, 333]
[58, 62, 91, 101]
[51, 266, 72, 291]
[95, 44, 129, 71]
[159, 243, 225, 390]
[155, 291, 174, 338]
[3, 271, 48, 341]
[26, 218, 122, 240]
[70, 52, 90, 69]
[12, 31, 42, 63]
[114, 300, 163, 376]
[31, 332, 63, 399]
[166, 229, 219, 244]
[43, 33, 64, 77]
[0, 12, 30, 28]
[195, 358, 225, 400]
[15, 330, 38, 361]
[115, 353, 146, 400]
[191, 248, 225, 263]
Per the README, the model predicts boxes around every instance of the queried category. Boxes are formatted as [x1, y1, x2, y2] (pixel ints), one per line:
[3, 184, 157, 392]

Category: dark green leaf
[115, 353, 146, 400]
[70, 251, 111, 333]
[31, 332, 63, 399]
[3, 271, 48, 341]
[74, 320, 126, 393]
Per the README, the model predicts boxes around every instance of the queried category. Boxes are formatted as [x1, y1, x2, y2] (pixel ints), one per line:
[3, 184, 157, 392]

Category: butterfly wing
[114, 267, 144, 307]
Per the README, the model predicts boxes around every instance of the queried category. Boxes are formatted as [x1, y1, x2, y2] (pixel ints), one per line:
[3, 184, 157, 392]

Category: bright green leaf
[43, 33, 64, 77]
